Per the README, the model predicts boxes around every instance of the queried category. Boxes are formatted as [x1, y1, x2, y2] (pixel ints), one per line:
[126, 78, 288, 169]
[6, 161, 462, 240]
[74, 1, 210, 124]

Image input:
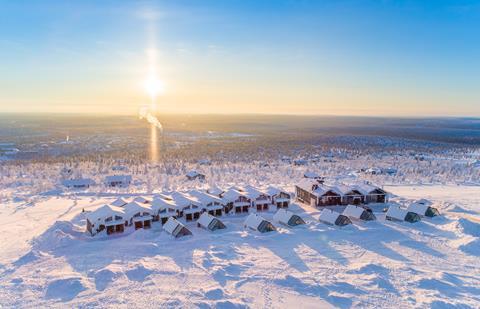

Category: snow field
[0, 185, 479, 308]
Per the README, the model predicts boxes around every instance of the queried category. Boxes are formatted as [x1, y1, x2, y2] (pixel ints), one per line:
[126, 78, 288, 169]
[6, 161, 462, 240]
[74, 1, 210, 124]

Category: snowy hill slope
[0, 185, 479, 308]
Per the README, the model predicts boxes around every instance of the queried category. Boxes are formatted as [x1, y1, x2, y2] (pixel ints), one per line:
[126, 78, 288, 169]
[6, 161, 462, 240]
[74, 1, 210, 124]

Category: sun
[144, 75, 165, 99]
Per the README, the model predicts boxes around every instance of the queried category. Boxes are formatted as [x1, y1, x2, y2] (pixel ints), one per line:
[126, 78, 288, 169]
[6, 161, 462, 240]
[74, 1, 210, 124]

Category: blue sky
[0, 0, 479, 116]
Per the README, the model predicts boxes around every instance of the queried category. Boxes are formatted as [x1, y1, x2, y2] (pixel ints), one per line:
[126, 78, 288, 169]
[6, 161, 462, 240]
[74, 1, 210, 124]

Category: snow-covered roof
[332, 185, 359, 195]
[297, 179, 344, 197]
[163, 217, 181, 234]
[342, 205, 366, 219]
[150, 197, 176, 212]
[318, 209, 341, 225]
[133, 196, 150, 204]
[354, 184, 384, 195]
[170, 192, 201, 209]
[86, 204, 125, 223]
[273, 209, 292, 224]
[304, 171, 321, 179]
[264, 186, 281, 197]
[163, 217, 192, 237]
[296, 179, 319, 192]
[187, 190, 224, 205]
[241, 185, 269, 200]
[207, 186, 224, 196]
[62, 178, 94, 187]
[386, 205, 407, 221]
[123, 201, 153, 217]
[222, 188, 248, 203]
[110, 197, 128, 207]
[197, 212, 215, 228]
[186, 170, 204, 178]
[105, 175, 132, 183]
[406, 202, 429, 215]
[244, 213, 265, 230]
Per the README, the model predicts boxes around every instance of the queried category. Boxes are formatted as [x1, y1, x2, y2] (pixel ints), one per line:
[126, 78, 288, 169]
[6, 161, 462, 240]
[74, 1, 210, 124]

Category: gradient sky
[0, 0, 479, 116]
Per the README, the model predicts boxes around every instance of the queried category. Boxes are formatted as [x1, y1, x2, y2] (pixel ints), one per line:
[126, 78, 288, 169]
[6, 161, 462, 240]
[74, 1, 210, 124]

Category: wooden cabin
[187, 190, 225, 216]
[240, 185, 271, 212]
[266, 186, 291, 209]
[150, 198, 177, 224]
[355, 184, 388, 204]
[295, 179, 342, 207]
[221, 188, 251, 214]
[124, 201, 153, 230]
[170, 192, 202, 221]
[336, 185, 365, 205]
[86, 205, 125, 236]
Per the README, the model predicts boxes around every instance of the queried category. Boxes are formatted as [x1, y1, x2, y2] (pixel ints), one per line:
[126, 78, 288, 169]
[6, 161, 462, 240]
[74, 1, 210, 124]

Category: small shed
[244, 213, 276, 233]
[342, 205, 376, 221]
[407, 200, 439, 218]
[197, 213, 226, 231]
[62, 178, 94, 189]
[111, 197, 128, 207]
[163, 217, 192, 238]
[273, 209, 305, 227]
[186, 170, 206, 181]
[318, 209, 351, 226]
[105, 175, 132, 187]
[386, 205, 421, 223]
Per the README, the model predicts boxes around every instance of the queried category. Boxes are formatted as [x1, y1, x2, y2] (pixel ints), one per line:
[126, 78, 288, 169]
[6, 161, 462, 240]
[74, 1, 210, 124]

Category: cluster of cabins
[85, 178, 440, 238]
[85, 185, 291, 236]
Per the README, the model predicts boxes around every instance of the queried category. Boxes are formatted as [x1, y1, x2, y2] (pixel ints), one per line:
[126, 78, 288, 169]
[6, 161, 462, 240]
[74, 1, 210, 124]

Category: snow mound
[13, 250, 47, 267]
[94, 268, 124, 291]
[125, 265, 153, 282]
[459, 239, 480, 256]
[456, 218, 480, 238]
[205, 288, 224, 300]
[45, 277, 86, 301]
[33, 221, 83, 252]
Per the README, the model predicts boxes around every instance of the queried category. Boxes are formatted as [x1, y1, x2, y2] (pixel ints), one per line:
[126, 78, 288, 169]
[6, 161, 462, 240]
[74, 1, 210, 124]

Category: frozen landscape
[0, 115, 479, 308]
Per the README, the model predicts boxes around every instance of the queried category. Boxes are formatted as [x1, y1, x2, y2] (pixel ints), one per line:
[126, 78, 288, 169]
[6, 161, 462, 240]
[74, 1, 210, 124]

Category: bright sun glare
[144, 75, 165, 99]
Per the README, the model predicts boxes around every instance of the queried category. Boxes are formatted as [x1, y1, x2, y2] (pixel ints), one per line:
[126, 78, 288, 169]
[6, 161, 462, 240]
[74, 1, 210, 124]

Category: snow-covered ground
[0, 184, 479, 308]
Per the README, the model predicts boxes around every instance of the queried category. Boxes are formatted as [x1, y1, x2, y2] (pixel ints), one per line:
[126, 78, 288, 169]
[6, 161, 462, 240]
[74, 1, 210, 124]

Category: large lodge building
[295, 179, 387, 207]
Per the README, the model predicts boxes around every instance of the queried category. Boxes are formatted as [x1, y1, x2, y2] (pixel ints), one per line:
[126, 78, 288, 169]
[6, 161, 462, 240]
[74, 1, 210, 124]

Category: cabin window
[425, 207, 440, 217]
[405, 212, 421, 223]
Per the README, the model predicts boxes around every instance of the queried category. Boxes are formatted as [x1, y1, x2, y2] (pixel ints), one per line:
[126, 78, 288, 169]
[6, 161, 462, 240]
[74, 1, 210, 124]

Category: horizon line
[0, 111, 479, 120]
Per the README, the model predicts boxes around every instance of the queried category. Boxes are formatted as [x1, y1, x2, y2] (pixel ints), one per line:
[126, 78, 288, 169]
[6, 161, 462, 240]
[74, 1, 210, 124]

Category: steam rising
[139, 106, 163, 133]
